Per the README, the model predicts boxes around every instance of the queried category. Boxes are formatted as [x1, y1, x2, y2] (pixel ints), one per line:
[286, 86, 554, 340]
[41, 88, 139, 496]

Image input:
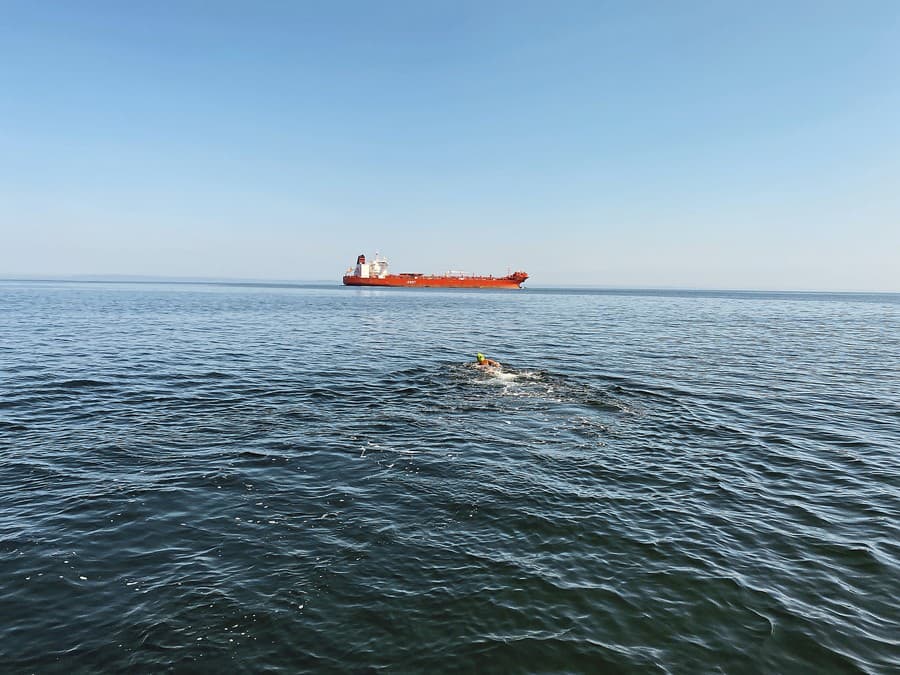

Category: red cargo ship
[342, 253, 528, 289]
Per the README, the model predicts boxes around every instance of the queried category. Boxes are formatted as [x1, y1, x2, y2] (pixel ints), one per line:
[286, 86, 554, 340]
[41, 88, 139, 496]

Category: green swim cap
[476, 353, 485, 361]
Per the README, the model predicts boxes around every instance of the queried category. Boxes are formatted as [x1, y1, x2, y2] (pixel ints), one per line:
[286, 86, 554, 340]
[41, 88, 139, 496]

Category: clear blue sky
[1, 1, 898, 289]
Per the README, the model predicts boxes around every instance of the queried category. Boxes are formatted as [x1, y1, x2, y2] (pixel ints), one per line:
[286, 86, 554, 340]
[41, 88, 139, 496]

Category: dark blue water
[2, 281, 898, 673]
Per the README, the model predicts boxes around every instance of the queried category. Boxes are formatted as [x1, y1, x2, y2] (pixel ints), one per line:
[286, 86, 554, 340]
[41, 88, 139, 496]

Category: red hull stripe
[343, 274, 527, 289]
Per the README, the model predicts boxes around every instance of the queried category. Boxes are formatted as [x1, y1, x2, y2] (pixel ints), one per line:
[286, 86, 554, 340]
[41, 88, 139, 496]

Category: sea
[1, 280, 898, 673]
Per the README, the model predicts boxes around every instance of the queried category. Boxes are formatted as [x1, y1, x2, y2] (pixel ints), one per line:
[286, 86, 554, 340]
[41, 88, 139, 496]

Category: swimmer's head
[476, 353, 485, 362]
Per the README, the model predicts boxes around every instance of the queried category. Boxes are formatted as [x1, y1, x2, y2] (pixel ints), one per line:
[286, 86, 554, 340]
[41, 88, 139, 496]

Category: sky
[1, 1, 898, 290]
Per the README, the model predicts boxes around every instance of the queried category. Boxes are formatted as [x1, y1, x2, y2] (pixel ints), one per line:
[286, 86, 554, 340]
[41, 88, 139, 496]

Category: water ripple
[1, 282, 898, 672]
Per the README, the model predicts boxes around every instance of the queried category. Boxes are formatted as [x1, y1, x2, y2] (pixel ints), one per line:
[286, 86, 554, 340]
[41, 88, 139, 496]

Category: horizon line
[1, 275, 898, 295]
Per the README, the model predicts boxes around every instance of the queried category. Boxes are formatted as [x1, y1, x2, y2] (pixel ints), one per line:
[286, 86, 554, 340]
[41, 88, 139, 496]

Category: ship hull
[343, 274, 526, 289]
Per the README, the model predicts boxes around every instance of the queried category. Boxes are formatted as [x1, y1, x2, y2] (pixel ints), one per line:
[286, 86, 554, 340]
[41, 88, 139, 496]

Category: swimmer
[476, 352, 501, 368]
